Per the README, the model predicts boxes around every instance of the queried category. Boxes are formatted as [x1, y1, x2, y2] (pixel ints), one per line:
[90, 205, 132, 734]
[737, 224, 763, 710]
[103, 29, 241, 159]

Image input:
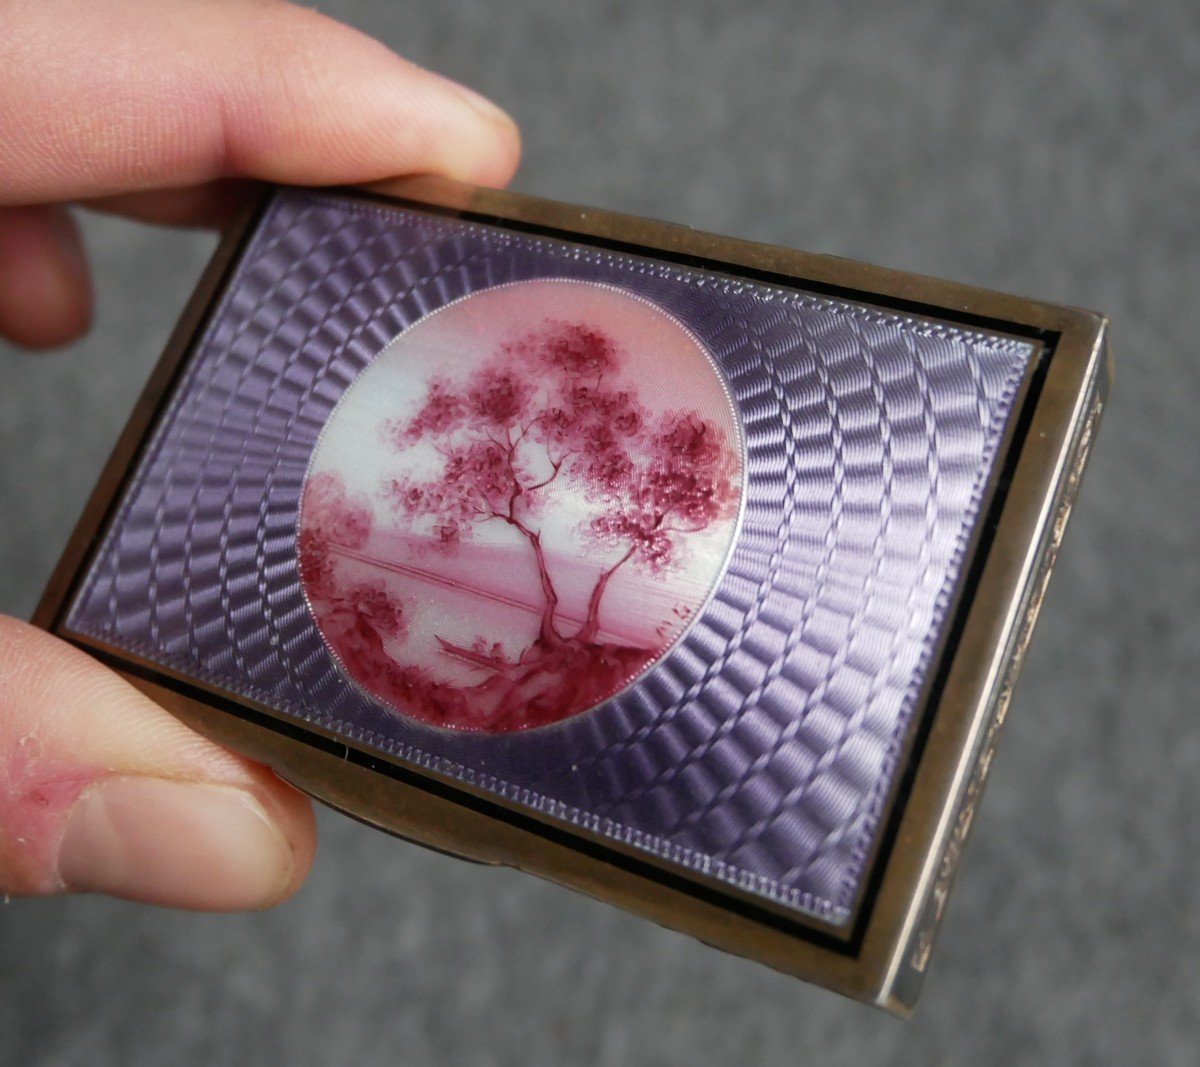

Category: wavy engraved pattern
[67, 191, 1033, 924]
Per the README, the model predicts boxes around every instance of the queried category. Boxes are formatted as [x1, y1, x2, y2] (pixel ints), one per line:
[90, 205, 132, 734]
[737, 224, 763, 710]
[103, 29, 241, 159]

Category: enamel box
[36, 179, 1111, 1013]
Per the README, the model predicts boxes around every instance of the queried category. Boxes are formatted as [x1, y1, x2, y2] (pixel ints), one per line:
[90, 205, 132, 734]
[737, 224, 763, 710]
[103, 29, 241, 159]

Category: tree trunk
[529, 529, 563, 647]
[576, 546, 635, 645]
[506, 517, 563, 647]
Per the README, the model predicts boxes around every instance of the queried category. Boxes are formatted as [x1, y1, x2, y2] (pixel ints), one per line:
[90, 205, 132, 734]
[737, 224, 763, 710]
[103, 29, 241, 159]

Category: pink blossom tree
[298, 472, 407, 688]
[302, 319, 739, 732]
[386, 321, 737, 665]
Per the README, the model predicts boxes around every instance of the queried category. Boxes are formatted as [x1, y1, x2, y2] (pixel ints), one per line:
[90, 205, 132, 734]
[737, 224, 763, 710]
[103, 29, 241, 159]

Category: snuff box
[36, 177, 1111, 1013]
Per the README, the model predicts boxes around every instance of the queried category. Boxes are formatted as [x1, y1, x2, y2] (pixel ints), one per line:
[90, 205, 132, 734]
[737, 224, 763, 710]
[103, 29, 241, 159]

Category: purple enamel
[66, 190, 1033, 924]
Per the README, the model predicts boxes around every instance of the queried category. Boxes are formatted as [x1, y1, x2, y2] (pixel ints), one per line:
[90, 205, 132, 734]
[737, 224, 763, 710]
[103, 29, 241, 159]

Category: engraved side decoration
[298, 280, 743, 732]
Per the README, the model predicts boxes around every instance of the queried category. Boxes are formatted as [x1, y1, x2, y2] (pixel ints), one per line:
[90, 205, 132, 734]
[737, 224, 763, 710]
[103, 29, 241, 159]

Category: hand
[0, 0, 520, 909]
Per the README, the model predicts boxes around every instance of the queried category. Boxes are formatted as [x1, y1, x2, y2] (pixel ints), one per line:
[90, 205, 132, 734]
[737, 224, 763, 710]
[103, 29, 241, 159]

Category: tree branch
[576, 543, 637, 644]
[526, 457, 564, 493]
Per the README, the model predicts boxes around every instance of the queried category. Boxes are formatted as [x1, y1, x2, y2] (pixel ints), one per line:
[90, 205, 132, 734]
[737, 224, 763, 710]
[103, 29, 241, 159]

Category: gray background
[0, 1, 1195, 1064]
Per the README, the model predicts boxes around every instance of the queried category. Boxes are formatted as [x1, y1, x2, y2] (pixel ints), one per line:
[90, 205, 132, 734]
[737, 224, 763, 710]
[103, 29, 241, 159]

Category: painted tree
[301, 317, 740, 732]
[298, 472, 408, 687]
[385, 320, 738, 665]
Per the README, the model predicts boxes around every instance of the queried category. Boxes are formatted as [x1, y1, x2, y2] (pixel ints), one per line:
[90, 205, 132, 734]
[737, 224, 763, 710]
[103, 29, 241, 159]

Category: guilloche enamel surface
[299, 280, 742, 733]
[67, 191, 1034, 924]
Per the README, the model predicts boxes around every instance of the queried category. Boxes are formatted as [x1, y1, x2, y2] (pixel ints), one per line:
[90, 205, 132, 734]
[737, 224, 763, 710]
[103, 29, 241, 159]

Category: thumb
[0, 617, 315, 909]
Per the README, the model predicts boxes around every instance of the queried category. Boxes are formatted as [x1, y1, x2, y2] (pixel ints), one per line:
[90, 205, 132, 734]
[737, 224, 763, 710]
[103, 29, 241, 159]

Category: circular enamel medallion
[300, 280, 742, 732]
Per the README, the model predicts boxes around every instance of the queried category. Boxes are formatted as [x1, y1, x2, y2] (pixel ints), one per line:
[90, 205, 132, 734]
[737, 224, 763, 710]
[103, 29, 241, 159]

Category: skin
[0, 0, 520, 908]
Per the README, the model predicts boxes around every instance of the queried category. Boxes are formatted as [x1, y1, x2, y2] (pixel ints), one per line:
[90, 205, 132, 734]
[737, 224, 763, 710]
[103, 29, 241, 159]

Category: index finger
[0, 0, 520, 205]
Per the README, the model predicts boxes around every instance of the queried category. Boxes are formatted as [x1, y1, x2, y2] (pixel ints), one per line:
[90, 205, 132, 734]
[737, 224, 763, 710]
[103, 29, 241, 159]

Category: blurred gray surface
[0, 1, 1196, 1064]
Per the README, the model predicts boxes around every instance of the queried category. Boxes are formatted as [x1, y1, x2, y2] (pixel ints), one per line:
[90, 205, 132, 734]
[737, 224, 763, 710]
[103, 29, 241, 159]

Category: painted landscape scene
[299, 280, 742, 732]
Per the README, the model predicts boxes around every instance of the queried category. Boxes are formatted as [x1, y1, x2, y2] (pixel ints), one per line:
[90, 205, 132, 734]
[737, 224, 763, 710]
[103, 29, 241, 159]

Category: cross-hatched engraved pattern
[67, 191, 1033, 924]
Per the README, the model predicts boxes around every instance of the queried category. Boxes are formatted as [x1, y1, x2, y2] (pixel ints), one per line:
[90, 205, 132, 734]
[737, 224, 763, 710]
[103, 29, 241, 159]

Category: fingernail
[58, 777, 295, 911]
[449, 80, 517, 130]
